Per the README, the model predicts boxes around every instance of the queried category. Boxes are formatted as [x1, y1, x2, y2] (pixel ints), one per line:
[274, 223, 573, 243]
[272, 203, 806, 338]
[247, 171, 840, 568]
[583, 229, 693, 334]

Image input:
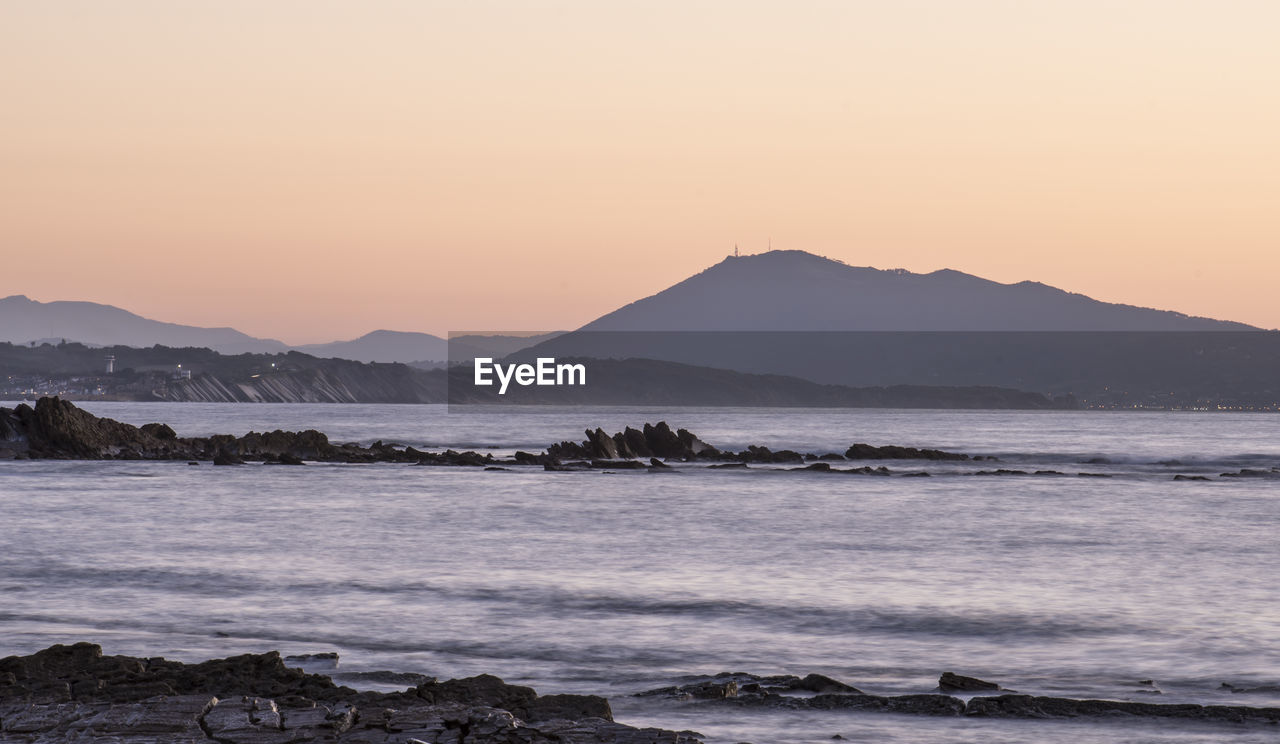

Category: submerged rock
[1220, 468, 1280, 478]
[938, 672, 1001, 692]
[332, 670, 435, 687]
[845, 443, 969, 461]
[790, 674, 861, 694]
[1221, 682, 1280, 694]
[638, 672, 862, 701]
[635, 670, 1280, 728]
[964, 693, 1280, 723]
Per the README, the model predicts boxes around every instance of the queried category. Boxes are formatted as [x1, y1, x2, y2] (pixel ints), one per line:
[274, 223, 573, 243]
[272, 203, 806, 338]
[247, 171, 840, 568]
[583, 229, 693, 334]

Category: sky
[3, 1, 1278, 343]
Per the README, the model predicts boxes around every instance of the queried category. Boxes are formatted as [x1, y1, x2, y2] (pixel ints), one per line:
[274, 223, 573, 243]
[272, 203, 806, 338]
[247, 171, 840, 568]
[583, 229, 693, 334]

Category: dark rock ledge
[0, 398, 980, 474]
[638, 673, 1280, 726]
[0, 643, 700, 744]
[0, 397, 494, 465]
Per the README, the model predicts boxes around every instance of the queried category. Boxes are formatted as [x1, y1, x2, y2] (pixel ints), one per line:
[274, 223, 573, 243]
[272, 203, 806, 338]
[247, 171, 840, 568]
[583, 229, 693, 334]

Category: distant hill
[292, 331, 565, 365]
[0, 296, 563, 364]
[446, 357, 1074, 409]
[584, 250, 1257, 331]
[294, 330, 449, 364]
[0, 295, 288, 354]
[0, 342, 442, 403]
[447, 332, 566, 362]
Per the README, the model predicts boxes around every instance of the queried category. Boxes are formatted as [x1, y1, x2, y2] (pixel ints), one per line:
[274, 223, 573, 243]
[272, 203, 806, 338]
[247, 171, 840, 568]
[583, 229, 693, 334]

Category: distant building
[105, 355, 115, 374]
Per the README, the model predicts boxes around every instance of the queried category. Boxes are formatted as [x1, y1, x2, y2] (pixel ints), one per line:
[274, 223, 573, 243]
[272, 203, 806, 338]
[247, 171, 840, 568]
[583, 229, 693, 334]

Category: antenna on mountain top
[734, 244, 739, 257]
[768, 237, 772, 251]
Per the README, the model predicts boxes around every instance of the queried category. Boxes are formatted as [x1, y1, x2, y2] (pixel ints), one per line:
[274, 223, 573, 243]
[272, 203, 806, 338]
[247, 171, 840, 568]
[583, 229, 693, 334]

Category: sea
[2, 402, 1279, 743]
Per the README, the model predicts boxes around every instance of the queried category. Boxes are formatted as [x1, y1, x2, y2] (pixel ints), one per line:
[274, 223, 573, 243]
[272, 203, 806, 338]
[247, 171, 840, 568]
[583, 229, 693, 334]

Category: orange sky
[3, 1, 1278, 342]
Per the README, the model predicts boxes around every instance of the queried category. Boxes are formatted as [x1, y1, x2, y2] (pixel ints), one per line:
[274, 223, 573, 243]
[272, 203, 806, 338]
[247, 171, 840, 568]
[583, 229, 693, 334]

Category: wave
[0, 562, 1143, 642]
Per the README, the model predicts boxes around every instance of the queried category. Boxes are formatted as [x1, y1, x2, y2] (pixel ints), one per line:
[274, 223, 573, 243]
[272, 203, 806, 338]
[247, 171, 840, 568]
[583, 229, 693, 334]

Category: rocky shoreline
[4, 397, 1274, 482]
[0, 397, 980, 469]
[0, 643, 695, 743]
[5, 645, 1280, 744]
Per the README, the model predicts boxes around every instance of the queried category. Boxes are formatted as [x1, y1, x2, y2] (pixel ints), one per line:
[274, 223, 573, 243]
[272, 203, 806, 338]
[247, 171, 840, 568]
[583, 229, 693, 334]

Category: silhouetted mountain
[447, 332, 566, 362]
[294, 330, 448, 364]
[0, 297, 566, 364]
[510, 251, 1277, 402]
[277, 331, 564, 365]
[583, 250, 1256, 331]
[0, 295, 288, 354]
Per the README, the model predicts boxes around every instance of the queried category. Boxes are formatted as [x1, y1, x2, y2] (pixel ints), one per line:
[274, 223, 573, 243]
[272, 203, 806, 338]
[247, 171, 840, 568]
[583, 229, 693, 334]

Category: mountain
[0, 295, 288, 354]
[583, 250, 1257, 331]
[511, 250, 1276, 400]
[294, 330, 449, 364]
[447, 332, 566, 362]
[292, 331, 566, 365]
[0, 297, 562, 364]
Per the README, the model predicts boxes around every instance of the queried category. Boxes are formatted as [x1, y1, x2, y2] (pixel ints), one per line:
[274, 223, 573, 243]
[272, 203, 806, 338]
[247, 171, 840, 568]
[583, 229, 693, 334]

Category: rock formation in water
[2, 397, 976, 471]
[637, 672, 1280, 725]
[0, 397, 494, 465]
[0, 643, 699, 743]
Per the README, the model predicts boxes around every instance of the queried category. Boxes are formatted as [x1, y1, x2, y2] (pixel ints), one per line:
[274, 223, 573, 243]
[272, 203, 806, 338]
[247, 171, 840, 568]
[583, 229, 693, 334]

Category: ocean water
[2, 403, 1279, 743]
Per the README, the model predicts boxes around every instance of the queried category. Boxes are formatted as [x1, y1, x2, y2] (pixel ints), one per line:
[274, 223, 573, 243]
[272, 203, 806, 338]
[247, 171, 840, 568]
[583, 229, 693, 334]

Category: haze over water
[3, 403, 1279, 743]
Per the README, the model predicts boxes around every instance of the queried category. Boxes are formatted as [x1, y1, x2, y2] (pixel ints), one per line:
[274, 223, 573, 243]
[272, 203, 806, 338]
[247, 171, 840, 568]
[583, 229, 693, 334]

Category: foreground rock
[0, 643, 700, 743]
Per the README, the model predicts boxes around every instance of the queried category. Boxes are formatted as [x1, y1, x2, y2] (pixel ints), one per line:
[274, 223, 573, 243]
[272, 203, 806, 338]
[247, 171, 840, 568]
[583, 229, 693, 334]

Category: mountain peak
[583, 249, 1253, 331]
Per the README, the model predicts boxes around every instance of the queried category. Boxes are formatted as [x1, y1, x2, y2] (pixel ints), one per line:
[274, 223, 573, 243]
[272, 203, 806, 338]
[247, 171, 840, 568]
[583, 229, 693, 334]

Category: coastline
[5, 643, 1280, 743]
[5, 401, 1280, 742]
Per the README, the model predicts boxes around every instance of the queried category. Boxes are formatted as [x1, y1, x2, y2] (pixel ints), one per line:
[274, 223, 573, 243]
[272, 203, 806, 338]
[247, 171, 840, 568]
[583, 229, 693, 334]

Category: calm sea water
[2, 403, 1279, 743]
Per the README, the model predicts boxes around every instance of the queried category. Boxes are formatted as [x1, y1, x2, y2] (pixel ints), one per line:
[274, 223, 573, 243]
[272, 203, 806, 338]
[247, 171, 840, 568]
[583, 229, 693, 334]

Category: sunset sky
[3, 1, 1278, 342]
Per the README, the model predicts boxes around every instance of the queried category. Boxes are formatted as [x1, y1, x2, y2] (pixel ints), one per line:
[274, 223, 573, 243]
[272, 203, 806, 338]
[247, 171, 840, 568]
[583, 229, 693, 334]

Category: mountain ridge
[0, 294, 289, 354]
[583, 250, 1257, 331]
[2, 252, 1258, 362]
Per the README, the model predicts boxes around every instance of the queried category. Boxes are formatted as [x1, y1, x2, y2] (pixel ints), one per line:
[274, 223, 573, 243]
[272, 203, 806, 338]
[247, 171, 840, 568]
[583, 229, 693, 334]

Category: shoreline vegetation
[2, 398, 1276, 483]
[4, 643, 1280, 743]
